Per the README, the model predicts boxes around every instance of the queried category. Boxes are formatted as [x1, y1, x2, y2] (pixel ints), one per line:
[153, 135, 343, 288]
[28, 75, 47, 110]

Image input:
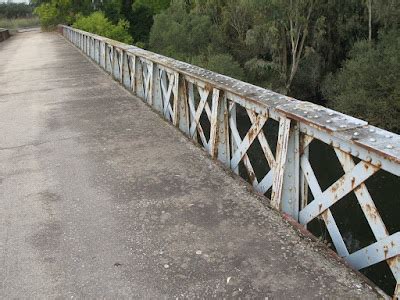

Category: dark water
[197, 104, 398, 295]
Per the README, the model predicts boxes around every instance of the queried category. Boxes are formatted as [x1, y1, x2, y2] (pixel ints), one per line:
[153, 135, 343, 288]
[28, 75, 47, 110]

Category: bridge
[0, 27, 398, 298]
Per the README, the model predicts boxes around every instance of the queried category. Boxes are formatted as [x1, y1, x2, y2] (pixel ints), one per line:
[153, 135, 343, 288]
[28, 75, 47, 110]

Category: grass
[0, 17, 40, 30]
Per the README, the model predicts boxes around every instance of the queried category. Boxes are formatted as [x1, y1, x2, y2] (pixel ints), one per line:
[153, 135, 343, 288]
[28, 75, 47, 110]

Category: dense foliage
[0, 3, 39, 30]
[33, 0, 400, 132]
[323, 30, 400, 131]
[34, 1, 66, 29]
[0, 3, 34, 19]
[73, 12, 132, 44]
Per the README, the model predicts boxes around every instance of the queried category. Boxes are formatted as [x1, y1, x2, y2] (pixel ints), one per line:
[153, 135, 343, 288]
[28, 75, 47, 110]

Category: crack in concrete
[0, 135, 83, 152]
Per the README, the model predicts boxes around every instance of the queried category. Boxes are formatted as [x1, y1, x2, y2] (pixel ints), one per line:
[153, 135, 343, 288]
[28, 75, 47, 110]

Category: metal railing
[59, 25, 400, 297]
[0, 28, 10, 42]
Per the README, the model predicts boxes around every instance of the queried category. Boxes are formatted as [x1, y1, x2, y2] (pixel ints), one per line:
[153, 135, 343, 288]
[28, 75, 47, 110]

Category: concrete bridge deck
[0, 30, 380, 298]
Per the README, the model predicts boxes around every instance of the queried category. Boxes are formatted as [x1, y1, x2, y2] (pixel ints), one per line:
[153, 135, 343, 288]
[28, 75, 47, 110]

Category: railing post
[152, 65, 163, 112]
[89, 38, 92, 59]
[100, 41, 106, 69]
[229, 102, 239, 174]
[91, 38, 95, 60]
[147, 61, 154, 106]
[87, 36, 90, 55]
[216, 92, 230, 167]
[135, 59, 144, 99]
[122, 51, 130, 89]
[209, 88, 220, 158]
[94, 40, 99, 63]
[84, 35, 87, 53]
[172, 72, 179, 126]
[177, 76, 190, 135]
[130, 55, 136, 94]
[112, 49, 120, 80]
[280, 122, 300, 220]
[105, 45, 112, 74]
[271, 115, 292, 211]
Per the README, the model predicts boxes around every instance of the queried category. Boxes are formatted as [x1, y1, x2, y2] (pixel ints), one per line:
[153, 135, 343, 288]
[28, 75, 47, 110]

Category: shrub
[323, 30, 400, 132]
[73, 12, 132, 44]
[191, 53, 245, 80]
[34, 2, 59, 30]
[34, 0, 73, 30]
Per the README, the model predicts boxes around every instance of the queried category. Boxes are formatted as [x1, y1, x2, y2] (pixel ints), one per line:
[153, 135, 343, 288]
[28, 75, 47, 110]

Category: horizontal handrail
[59, 24, 400, 297]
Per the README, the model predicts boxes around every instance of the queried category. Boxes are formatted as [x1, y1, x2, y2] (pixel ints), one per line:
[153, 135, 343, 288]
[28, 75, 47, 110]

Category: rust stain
[384, 245, 389, 259]
[333, 176, 346, 194]
[204, 82, 213, 92]
[351, 177, 356, 189]
[387, 258, 395, 267]
[321, 210, 329, 224]
[364, 203, 378, 221]
[387, 256, 400, 268]
[247, 169, 256, 183]
[247, 120, 263, 142]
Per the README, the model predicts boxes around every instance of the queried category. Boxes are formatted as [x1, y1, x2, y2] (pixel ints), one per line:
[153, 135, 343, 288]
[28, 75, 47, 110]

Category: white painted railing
[59, 25, 400, 297]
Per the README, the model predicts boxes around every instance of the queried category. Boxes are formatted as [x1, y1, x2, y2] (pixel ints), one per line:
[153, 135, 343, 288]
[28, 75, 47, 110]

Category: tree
[149, 0, 244, 79]
[134, 0, 171, 13]
[191, 52, 244, 79]
[34, 0, 74, 29]
[322, 30, 400, 132]
[130, 2, 155, 44]
[149, 0, 214, 59]
[0, 3, 34, 19]
[375, 0, 400, 31]
[73, 11, 133, 44]
[245, 0, 323, 94]
[366, 0, 372, 42]
[34, 0, 94, 29]
[101, 0, 122, 24]
[284, 0, 316, 92]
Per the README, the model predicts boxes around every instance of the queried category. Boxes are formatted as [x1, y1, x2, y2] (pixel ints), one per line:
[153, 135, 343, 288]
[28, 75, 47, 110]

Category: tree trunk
[368, 0, 372, 42]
